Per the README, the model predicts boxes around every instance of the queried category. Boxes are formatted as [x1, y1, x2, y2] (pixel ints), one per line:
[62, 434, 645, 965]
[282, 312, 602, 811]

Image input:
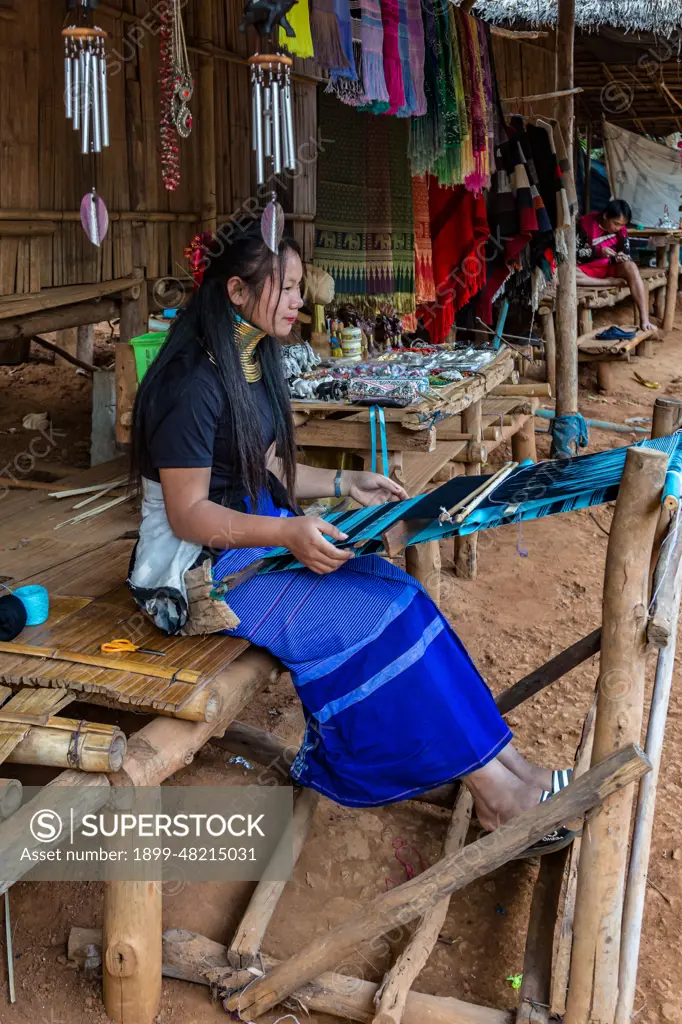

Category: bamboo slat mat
[0, 586, 248, 715]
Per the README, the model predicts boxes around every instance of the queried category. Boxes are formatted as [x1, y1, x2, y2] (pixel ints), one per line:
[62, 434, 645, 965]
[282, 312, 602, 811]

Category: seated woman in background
[577, 198, 654, 331]
[127, 214, 575, 857]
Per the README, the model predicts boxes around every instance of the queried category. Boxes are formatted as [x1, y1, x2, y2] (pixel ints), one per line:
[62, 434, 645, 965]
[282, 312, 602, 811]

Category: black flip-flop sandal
[515, 771, 579, 860]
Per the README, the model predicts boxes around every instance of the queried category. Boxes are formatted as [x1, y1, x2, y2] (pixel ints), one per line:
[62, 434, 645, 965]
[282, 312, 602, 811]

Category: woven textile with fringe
[279, 0, 314, 57]
[311, 0, 350, 69]
[329, 0, 358, 80]
[412, 175, 436, 301]
[314, 89, 415, 313]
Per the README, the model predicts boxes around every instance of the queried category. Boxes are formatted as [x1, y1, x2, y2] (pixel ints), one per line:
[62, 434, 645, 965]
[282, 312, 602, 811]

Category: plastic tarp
[604, 121, 682, 228]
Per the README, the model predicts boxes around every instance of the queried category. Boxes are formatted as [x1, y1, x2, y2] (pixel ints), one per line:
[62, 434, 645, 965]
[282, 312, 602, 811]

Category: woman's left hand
[346, 471, 409, 506]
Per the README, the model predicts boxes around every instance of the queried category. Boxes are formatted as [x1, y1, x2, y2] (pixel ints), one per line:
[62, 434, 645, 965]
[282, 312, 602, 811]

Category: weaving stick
[452, 461, 518, 524]
[438, 462, 518, 524]
[0, 642, 204, 686]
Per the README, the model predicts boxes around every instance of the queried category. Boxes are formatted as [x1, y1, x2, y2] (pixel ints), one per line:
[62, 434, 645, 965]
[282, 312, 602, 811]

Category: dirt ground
[1, 305, 681, 1024]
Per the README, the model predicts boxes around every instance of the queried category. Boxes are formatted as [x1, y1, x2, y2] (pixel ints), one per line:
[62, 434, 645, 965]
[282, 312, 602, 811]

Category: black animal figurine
[239, 0, 297, 38]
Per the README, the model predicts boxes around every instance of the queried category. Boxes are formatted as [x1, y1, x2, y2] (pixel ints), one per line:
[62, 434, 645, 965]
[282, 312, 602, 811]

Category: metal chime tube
[271, 70, 282, 176]
[283, 76, 296, 171]
[72, 45, 81, 131]
[92, 47, 102, 153]
[64, 44, 73, 119]
[99, 42, 110, 148]
[82, 45, 92, 154]
[254, 69, 265, 186]
[263, 85, 272, 159]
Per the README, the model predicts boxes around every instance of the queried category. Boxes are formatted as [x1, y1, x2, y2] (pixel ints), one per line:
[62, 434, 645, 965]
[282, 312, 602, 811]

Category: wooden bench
[578, 325, 657, 392]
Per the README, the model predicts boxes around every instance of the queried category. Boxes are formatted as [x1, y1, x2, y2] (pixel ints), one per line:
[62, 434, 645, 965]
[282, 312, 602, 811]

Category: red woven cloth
[380, 0, 405, 112]
[418, 178, 489, 343]
[412, 175, 436, 303]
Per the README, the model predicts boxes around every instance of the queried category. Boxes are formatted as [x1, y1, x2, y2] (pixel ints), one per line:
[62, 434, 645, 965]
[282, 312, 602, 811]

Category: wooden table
[629, 228, 682, 332]
[578, 325, 657, 393]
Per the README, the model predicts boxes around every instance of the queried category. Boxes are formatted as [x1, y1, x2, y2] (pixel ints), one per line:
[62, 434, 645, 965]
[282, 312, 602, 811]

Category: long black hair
[130, 223, 299, 505]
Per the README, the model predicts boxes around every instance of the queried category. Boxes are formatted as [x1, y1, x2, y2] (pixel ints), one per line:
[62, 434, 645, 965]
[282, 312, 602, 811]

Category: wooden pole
[651, 395, 682, 439]
[0, 780, 21, 821]
[454, 400, 482, 580]
[538, 309, 556, 392]
[31, 333, 99, 373]
[77, 324, 95, 365]
[584, 123, 592, 213]
[117, 275, 147, 447]
[614, 528, 682, 1024]
[663, 242, 680, 333]
[655, 245, 668, 321]
[648, 520, 682, 649]
[6, 720, 126, 772]
[510, 416, 537, 463]
[554, 0, 578, 421]
[564, 446, 668, 1024]
[405, 542, 441, 605]
[491, 383, 552, 397]
[0, 299, 119, 341]
[515, 847, 569, 1024]
[372, 788, 473, 1024]
[226, 746, 651, 1020]
[73, 928, 514, 1024]
[196, 2, 217, 233]
[228, 788, 319, 968]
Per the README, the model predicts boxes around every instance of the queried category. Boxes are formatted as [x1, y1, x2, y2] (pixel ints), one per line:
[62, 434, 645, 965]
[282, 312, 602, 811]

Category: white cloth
[604, 122, 682, 228]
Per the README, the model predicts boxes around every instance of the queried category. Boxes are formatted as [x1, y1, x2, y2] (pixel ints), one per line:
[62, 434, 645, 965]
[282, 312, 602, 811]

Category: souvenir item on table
[282, 341, 321, 378]
[249, 54, 296, 185]
[341, 327, 363, 360]
[159, 0, 194, 191]
[347, 378, 419, 406]
[63, 18, 109, 156]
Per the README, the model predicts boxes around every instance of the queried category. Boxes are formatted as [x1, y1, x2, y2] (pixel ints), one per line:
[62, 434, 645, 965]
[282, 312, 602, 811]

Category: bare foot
[473, 778, 544, 832]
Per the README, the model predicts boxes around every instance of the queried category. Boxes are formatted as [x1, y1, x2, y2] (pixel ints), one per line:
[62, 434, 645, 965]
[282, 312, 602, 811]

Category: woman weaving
[129, 212, 574, 857]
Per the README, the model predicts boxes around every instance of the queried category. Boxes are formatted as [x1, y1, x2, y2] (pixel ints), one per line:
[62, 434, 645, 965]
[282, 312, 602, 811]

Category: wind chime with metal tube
[62, 1, 110, 247]
[248, 52, 297, 186]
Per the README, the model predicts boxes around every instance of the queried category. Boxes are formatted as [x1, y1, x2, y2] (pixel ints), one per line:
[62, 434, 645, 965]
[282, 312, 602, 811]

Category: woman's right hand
[279, 516, 354, 575]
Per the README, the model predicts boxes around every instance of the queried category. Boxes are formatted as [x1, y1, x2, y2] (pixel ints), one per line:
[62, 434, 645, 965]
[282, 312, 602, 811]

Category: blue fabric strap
[550, 414, 589, 458]
[370, 406, 389, 477]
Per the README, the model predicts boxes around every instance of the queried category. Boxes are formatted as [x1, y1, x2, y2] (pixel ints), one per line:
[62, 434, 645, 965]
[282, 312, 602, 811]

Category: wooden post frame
[226, 745, 651, 1020]
[663, 242, 680, 333]
[554, 0, 578, 420]
[564, 446, 668, 1024]
[454, 400, 483, 580]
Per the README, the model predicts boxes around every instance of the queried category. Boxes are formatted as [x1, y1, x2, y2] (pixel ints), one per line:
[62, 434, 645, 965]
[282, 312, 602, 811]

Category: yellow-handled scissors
[100, 638, 165, 656]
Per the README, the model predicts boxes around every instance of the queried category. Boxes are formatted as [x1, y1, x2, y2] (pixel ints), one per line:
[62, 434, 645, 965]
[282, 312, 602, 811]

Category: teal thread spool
[13, 585, 49, 627]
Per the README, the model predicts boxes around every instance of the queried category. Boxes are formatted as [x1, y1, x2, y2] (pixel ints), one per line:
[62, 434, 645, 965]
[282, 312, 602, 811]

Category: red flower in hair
[184, 231, 214, 290]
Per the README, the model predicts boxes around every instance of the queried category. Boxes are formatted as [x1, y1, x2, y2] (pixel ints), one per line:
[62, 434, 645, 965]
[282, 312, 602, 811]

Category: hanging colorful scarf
[457, 11, 487, 191]
[412, 175, 436, 301]
[477, 22, 497, 174]
[310, 0, 350, 70]
[396, 0, 417, 116]
[379, 0, 405, 112]
[353, 0, 389, 105]
[419, 178, 489, 343]
[431, 0, 463, 184]
[329, 0, 358, 80]
[279, 0, 314, 58]
[408, 0, 439, 174]
[314, 92, 415, 313]
[405, 0, 426, 116]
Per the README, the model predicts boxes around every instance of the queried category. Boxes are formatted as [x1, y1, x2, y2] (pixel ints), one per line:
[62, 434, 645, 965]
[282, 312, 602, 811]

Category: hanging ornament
[80, 187, 109, 247]
[261, 190, 285, 254]
[159, 0, 194, 191]
[62, 25, 110, 156]
[248, 53, 296, 186]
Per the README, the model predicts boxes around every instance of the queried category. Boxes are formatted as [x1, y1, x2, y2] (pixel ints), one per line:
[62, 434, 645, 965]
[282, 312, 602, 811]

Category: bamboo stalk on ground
[371, 787, 474, 1024]
[228, 787, 319, 969]
[564, 446, 668, 1024]
[0, 779, 21, 820]
[226, 745, 651, 1020]
[614, 522, 682, 1024]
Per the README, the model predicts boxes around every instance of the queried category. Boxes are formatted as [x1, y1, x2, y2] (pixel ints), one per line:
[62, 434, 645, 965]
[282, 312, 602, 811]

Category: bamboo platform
[577, 326, 657, 393]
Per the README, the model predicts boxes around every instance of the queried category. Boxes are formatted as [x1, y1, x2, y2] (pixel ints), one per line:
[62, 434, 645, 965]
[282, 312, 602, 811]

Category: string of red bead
[159, 4, 180, 191]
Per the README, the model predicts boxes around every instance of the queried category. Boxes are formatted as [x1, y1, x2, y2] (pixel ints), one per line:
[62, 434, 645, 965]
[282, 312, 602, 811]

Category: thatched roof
[473, 1, 682, 35]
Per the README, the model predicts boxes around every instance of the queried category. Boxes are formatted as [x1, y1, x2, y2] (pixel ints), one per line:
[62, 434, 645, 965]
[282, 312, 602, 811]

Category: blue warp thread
[550, 414, 589, 458]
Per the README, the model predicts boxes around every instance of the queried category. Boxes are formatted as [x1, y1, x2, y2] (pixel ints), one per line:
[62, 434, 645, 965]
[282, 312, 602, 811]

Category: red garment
[577, 211, 628, 279]
[379, 0, 405, 112]
[418, 179, 489, 344]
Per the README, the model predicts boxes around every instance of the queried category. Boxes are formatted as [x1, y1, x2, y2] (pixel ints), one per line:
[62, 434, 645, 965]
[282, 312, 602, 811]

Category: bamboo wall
[0, 0, 318, 299]
[491, 30, 558, 121]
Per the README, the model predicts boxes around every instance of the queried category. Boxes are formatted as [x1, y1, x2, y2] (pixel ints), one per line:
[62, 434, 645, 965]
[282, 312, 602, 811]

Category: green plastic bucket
[130, 332, 167, 382]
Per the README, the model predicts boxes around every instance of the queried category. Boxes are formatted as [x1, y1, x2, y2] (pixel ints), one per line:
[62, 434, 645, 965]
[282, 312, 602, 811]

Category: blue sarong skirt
[213, 512, 512, 808]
